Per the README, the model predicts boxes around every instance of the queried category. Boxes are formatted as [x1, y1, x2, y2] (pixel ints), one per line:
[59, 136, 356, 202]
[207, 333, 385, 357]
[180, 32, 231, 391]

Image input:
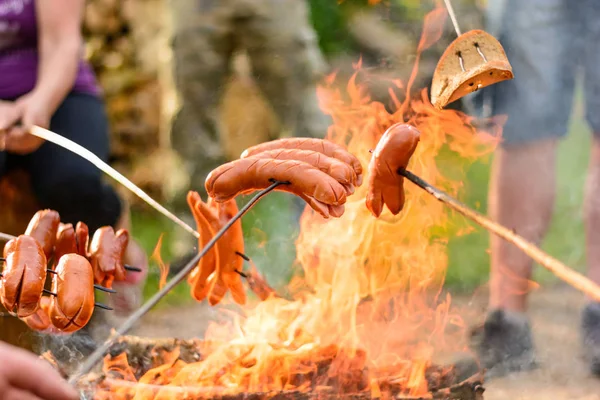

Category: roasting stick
[399, 168, 600, 301]
[443, 0, 462, 36]
[28, 126, 200, 239]
[67, 180, 287, 386]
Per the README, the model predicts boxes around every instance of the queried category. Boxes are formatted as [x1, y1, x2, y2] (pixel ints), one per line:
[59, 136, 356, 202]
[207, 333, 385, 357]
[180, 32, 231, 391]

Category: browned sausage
[205, 197, 245, 306]
[241, 138, 364, 185]
[53, 224, 76, 267]
[1, 235, 47, 318]
[75, 222, 89, 257]
[22, 296, 53, 331]
[245, 148, 358, 193]
[89, 227, 129, 288]
[24, 209, 60, 260]
[187, 191, 219, 303]
[205, 158, 347, 219]
[53, 222, 90, 269]
[187, 192, 247, 306]
[49, 254, 95, 333]
[365, 123, 421, 217]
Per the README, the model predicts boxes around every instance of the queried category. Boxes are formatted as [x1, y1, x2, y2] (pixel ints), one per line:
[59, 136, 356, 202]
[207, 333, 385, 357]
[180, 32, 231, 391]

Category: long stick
[443, 0, 462, 36]
[0, 232, 14, 242]
[28, 125, 200, 239]
[67, 181, 285, 386]
[399, 169, 600, 301]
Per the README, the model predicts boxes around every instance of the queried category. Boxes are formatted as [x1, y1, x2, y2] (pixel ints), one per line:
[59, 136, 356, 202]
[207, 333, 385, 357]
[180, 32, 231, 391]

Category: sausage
[186, 191, 219, 303]
[22, 296, 53, 331]
[204, 197, 245, 306]
[205, 158, 347, 219]
[49, 254, 95, 333]
[245, 148, 358, 193]
[187, 192, 246, 306]
[1, 235, 47, 318]
[365, 123, 421, 217]
[75, 222, 90, 257]
[53, 224, 76, 268]
[241, 138, 364, 186]
[89, 227, 129, 288]
[24, 209, 60, 260]
[53, 222, 90, 269]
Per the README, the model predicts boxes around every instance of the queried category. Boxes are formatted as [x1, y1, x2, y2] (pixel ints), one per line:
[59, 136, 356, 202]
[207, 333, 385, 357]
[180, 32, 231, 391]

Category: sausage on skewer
[49, 254, 96, 333]
[0, 235, 47, 318]
[205, 158, 347, 219]
[241, 138, 364, 185]
[22, 296, 54, 332]
[88, 227, 129, 289]
[24, 210, 60, 260]
[245, 148, 358, 193]
[365, 123, 421, 218]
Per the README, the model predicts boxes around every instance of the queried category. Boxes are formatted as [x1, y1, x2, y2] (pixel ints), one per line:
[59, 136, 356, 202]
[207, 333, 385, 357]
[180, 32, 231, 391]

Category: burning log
[72, 336, 484, 400]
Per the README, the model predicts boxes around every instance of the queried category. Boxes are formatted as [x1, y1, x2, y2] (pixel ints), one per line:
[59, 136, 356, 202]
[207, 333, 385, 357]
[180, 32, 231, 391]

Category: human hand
[0, 100, 21, 151]
[2, 92, 50, 155]
[0, 341, 79, 400]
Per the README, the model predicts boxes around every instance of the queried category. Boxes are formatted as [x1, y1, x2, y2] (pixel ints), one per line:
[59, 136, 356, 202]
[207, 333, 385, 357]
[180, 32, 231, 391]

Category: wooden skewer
[443, 0, 462, 36]
[399, 168, 600, 301]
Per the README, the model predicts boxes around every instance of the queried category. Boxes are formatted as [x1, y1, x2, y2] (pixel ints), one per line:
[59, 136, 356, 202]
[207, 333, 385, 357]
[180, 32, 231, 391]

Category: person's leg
[582, 141, 600, 375]
[580, 0, 600, 376]
[489, 140, 558, 312]
[26, 93, 148, 313]
[469, 0, 578, 377]
[170, 0, 233, 198]
[240, 0, 332, 139]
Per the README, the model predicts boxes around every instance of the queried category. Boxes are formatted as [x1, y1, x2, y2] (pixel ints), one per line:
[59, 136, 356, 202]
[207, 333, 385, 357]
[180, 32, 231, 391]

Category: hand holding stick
[399, 168, 600, 302]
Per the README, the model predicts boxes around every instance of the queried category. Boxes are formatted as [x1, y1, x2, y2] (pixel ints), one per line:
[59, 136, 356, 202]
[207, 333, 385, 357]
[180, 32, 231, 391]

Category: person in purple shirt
[0, 1, 148, 321]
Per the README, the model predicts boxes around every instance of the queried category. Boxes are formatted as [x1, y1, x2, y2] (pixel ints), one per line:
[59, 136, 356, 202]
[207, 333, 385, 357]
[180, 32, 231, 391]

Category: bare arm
[31, 0, 86, 115]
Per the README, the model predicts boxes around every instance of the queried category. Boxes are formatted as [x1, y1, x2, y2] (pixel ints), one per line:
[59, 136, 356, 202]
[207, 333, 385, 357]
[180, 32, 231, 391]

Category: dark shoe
[581, 302, 600, 375]
[469, 309, 537, 378]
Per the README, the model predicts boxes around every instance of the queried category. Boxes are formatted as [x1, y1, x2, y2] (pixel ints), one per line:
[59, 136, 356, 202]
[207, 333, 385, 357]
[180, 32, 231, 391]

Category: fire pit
[70, 336, 484, 400]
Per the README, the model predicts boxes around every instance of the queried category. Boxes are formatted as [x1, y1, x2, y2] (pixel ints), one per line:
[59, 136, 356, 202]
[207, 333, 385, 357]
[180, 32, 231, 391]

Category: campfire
[34, 5, 498, 400]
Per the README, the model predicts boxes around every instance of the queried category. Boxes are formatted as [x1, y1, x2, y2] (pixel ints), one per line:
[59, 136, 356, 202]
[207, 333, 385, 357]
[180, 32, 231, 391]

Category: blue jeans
[475, 0, 600, 146]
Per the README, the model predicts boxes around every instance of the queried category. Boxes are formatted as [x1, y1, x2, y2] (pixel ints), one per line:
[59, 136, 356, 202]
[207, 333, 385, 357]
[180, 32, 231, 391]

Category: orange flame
[151, 234, 169, 290]
[91, 4, 502, 399]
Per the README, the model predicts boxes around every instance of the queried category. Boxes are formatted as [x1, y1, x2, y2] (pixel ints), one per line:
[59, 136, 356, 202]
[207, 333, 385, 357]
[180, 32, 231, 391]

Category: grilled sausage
[22, 296, 53, 332]
[53, 222, 90, 269]
[205, 158, 347, 219]
[53, 224, 76, 267]
[89, 227, 129, 288]
[49, 254, 95, 333]
[245, 148, 358, 193]
[1, 235, 47, 318]
[205, 197, 246, 306]
[365, 123, 421, 217]
[187, 192, 247, 306]
[187, 191, 219, 303]
[75, 222, 90, 257]
[24, 209, 60, 260]
[241, 138, 364, 185]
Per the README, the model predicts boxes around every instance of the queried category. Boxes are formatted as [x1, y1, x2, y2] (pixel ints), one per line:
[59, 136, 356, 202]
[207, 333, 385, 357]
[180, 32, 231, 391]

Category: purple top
[0, 0, 100, 100]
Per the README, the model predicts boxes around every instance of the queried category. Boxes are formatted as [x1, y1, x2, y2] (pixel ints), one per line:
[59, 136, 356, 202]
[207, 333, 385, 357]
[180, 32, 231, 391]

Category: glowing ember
[86, 4, 500, 399]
